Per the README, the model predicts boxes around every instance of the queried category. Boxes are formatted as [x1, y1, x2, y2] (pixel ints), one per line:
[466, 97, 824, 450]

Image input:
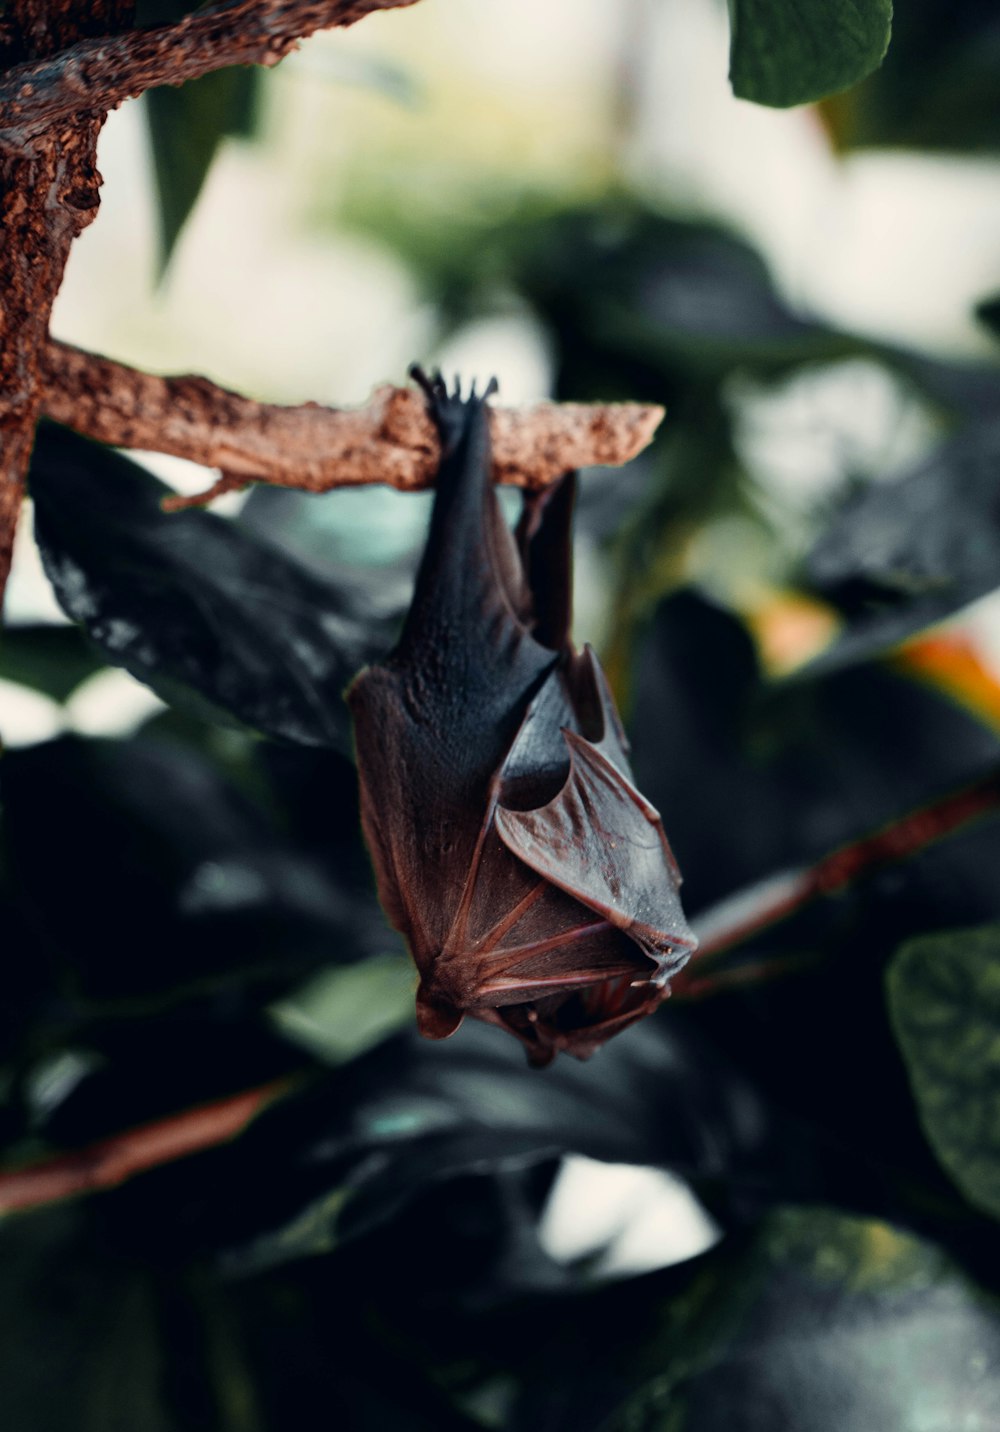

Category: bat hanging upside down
[347, 369, 696, 1066]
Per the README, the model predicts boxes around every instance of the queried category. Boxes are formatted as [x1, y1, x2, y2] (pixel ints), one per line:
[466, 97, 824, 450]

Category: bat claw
[409, 363, 447, 403]
[409, 364, 500, 408]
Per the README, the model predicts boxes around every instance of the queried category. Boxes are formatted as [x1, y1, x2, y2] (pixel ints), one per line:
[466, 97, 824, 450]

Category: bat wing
[495, 735, 695, 977]
[494, 648, 696, 978]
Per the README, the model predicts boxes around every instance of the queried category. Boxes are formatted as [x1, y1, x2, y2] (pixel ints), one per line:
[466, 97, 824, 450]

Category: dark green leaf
[977, 292, 1000, 342]
[630, 590, 1000, 909]
[888, 923, 1000, 1220]
[145, 65, 261, 272]
[804, 420, 1000, 673]
[0, 622, 106, 702]
[30, 424, 389, 751]
[1, 734, 367, 1013]
[0, 1210, 182, 1432]
[122, 1008, 871, 1281]
[512, 206, 857, 395]
[591, 1208, 1000, 1432]
[270, 954, 416, 1065]
[728, 0, 893, 108]
[825, 0, 1000, 151]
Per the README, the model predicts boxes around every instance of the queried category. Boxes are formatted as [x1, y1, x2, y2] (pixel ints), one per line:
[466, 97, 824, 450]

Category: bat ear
[416, 985, 465, 1040]
[573, 644, 632, 764]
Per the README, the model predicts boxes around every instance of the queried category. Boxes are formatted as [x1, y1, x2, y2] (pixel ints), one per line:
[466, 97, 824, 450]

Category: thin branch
[39, 340, 666, 503]
[0, 1076, 295, 1214]
[0, 0, 421, 150]
[672, 766, 1000, 996]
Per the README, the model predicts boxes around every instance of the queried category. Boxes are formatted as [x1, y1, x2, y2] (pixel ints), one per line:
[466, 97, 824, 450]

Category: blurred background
[4, 1, 1000, 1427]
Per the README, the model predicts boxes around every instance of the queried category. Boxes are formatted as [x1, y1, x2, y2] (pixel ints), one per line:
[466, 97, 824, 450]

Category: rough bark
[0, 1, 132, 611]
[0, 0, 421, 611]
[0, 0, 420, 151]
[39, 340, 666, 503]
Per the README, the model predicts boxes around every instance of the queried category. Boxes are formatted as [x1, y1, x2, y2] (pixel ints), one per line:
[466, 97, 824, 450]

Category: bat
[347, 370, 696, 1066]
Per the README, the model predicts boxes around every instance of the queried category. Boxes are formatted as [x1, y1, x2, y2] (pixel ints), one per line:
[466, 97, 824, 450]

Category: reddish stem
[0, 1076, 294, 1214]
[671, 767, 1000, 997]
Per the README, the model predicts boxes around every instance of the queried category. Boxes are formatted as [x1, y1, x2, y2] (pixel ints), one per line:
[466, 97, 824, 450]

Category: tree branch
[0, 0, 421, 150]
[672, 766, 1000, 998]
[39, 340, 666, 504]
[0, 1076, 294, 1214]
[0, 2, 128, 616]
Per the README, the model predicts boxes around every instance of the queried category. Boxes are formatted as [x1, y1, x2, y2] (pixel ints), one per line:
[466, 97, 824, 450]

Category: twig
[0, 0, 421, 150]
[672, 766, 1000, 997]
[0, 1076, 295, 1214]
[39, 340, 666, 504]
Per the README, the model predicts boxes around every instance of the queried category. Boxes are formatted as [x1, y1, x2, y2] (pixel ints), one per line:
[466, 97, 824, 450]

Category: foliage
[4, 1, 1000, 1429]
[727, 0, 893, 108]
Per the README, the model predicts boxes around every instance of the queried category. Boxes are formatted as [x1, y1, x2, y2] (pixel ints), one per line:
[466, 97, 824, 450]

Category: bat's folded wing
[494, 730, 697, 984]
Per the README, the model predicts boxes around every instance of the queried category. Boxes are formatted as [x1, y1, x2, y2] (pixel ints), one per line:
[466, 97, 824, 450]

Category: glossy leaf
[805, 420, 1000, 673]
[1, 734, 365, 1010]
[629, 590, 1000, 911]
[888, 924, 1000, 1220]
[30, 423, 388, 751]
[122, 1011, 845, 1278]
[515, 206, 855, 396]
[0, 623, 105, 702]
[270, 954, 416, 1066]
[562, 1208, 1000, 1432]
[728, 0, 893, 108]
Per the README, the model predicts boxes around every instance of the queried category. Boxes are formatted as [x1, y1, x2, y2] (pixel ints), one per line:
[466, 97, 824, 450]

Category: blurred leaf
[0, 623, 105, 702]
[1, 734, 367, 1014]
[30, 424, 389, 751]
[888, 924, 1000, 1220]
[112, 1012, 854, 1279]
[628, 590, 1000, 1260]
[589, 1207, 1000, 1432]
[728, 0, 892, 108]
[270, 954, 415, 1065]
[0, 1203, 486, 1432]
[629, 590, 1000, 910]
[822, 0, 1000, 150]
[145, 65, 261, 271]
[977, 292, 1000, 342]
[804, 421, 1000, 673]
[240, 482, 423, 587]
[0, 1210, 181, 1432]
[222, 1256, 495, 1431]
[509, 205, 858, 396]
